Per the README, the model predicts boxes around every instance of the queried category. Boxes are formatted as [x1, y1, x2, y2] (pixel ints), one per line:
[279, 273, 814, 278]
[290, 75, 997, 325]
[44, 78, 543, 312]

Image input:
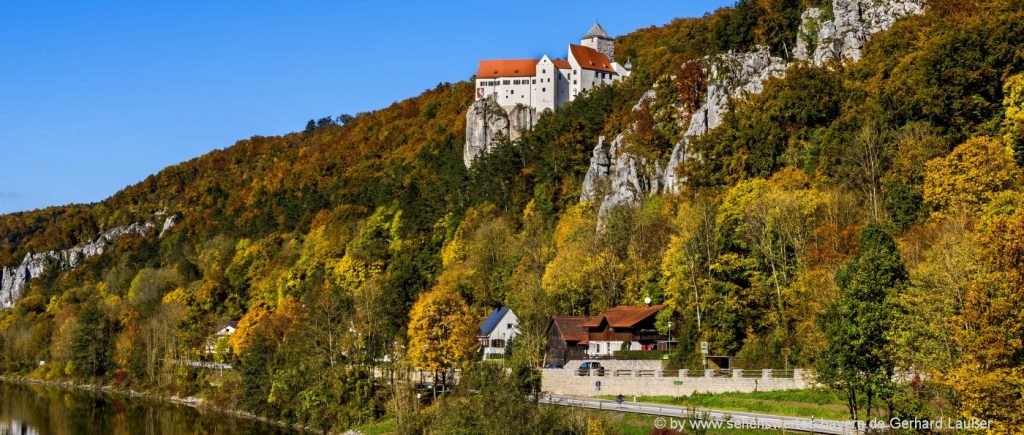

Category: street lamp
[644, 296, 652, 306]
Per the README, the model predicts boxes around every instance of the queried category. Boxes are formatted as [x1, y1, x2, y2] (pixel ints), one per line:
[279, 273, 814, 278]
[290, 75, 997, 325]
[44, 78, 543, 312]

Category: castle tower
[581, 22, 614, 62]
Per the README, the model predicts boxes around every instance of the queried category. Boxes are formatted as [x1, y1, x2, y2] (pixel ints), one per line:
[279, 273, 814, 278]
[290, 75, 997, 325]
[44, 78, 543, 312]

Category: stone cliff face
[0, 216, 176, 309]
[794, 0, 925, 66]
[580, 90, 666, 219]
[580, 134, 665, 219]
[581, 0, 924, 216]
[580, 47, 787, 211]
[662, 47, 788, 193]
[463, 95, 537, 167]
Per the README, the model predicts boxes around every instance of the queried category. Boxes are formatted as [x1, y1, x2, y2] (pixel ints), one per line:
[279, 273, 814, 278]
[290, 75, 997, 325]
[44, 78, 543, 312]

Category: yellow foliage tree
[923, 137, 1021, 215]
[946, 207, 1024, 432]
[1003, 74, 1024, 164]
[541, 204, 624, 314]
[230, 305, 272, 356]
[406, 286, 477, 374]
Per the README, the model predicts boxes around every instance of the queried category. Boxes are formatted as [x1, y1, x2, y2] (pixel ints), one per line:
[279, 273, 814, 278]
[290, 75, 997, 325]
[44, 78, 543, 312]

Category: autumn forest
[2, 0, 1024, 432]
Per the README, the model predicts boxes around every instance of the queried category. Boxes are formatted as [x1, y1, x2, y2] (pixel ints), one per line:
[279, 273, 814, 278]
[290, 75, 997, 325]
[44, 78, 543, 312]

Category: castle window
[532, 79, 536, 84]
[542, 88, 546, 92]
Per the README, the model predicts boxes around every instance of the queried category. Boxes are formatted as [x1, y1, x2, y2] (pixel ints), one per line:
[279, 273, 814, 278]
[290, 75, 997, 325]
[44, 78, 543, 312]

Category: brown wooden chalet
[545, 316, 591, 367]
[545, 304, 669, 366]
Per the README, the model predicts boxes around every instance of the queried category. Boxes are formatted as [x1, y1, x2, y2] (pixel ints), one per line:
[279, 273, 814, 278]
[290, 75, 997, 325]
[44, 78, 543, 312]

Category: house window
[532, 79, 536, 84]
[507, 323, 514, 329]
[491, 339, 506, 348]
[503, 80, 510, 85]
[510, 89, 514, 94]
[573, 80, 577, 85]
[542, 88, 546, 92]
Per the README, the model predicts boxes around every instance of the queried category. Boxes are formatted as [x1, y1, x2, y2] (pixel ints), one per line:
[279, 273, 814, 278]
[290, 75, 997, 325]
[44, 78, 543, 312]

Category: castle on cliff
[474, 23, 631, 113]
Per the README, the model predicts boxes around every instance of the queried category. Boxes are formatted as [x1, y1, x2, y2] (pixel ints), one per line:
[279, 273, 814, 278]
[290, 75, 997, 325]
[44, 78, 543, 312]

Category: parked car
[577, 361, 605, 376]
[544, 362, 563, 369]
[413, 382, 451, 403]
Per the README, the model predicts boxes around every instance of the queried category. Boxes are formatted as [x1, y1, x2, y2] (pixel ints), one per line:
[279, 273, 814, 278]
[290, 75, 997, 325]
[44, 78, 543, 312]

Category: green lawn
[351, 418, 397, 434]
[589, 409, 778, 435]
[599, 389, 854, 420]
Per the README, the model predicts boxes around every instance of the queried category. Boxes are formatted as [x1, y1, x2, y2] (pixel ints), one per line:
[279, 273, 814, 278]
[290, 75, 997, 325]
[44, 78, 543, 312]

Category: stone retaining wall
[542, 365, 810, 397]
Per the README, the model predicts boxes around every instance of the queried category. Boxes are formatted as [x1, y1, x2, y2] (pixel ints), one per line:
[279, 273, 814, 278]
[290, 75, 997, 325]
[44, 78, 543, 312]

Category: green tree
[67, 298, 114, 379]
[815, 222, 908, 423]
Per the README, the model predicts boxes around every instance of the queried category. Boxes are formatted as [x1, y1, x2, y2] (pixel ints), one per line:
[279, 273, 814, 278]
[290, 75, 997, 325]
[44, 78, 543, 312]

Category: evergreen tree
[68, 299, 113, 379]
[815, 222, 908, 424]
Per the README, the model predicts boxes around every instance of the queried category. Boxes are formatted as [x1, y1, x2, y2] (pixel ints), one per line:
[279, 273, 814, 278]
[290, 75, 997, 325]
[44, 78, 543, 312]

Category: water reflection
[0, 382, 295, 435]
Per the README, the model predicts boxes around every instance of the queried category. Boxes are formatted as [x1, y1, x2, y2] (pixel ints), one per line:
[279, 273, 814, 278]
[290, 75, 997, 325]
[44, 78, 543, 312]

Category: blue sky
[0, 0, 734, 214]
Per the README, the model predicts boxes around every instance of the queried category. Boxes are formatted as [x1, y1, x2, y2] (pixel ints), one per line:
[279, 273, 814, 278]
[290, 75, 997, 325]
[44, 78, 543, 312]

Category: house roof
[216, 320, 238, 330]
[583, 22, 612, 40]
[569, 44, 616, 73]
[551, 59, 571, 69]
[480, 307, 512, 336]
[582, 304, 666, 329]
[477, 59, 539, 79]
[551, 316, 592, 343]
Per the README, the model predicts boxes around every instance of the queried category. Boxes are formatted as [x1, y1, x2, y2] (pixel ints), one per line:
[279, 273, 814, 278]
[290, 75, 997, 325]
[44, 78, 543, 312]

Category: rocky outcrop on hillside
[580, 134, 665, 218]
[582, 0, 924, 216]
[794, 0, 925, 65]
[581, 90, 666, 218]
[463, 95, 537, 167]
[662, 47, 788, 193]
[0, 216, 176, 309]
[581, 47, 787, 213]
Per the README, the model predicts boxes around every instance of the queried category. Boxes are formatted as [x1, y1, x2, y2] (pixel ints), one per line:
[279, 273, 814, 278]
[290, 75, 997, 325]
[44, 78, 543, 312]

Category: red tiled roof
[551, 316, 592, 343]
[569, 44, 615, 73]
[477, 59, 539, 79]
[583, 304, 666, 328]
[551, 59, 571, 69]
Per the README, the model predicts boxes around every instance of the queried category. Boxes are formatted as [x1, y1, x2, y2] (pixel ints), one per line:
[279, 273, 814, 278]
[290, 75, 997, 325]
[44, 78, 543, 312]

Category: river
[0, 381, 298, 435]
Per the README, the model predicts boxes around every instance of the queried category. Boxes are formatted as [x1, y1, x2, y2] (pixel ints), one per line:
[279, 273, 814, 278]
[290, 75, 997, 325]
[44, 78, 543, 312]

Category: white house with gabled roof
[478, 307, 519, 359]
[475, 22, 631, 113]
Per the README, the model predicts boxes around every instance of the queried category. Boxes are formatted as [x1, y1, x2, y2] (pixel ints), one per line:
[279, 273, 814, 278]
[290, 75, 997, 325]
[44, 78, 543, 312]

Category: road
[174, 360, 233, 371]
[539, 394, 867, 434]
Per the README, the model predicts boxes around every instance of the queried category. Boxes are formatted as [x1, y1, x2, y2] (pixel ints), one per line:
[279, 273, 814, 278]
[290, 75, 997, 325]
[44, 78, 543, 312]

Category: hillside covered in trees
[3, 0, 1024, 432]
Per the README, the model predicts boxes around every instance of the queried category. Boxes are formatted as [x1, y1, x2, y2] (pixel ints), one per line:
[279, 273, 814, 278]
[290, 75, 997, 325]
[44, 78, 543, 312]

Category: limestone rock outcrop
[663, 47, 788, 193]
[583, 134, 665, 219]
[0, 216, 176, 309]
[794, 0, 925, 65]
[463, 95, 537, 167]
[581, 47, 786, 214]
[582, 0, 924, 216]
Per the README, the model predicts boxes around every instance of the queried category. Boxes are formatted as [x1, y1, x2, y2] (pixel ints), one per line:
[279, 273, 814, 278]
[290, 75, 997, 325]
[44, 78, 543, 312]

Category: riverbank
[0, 374, 322, 434]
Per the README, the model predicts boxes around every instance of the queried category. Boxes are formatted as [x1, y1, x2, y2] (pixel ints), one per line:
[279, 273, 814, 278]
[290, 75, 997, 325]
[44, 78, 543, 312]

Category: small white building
[205, 320, 238, 355]
[478, 307, 519, 359]
[475, 22, 631, 113]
